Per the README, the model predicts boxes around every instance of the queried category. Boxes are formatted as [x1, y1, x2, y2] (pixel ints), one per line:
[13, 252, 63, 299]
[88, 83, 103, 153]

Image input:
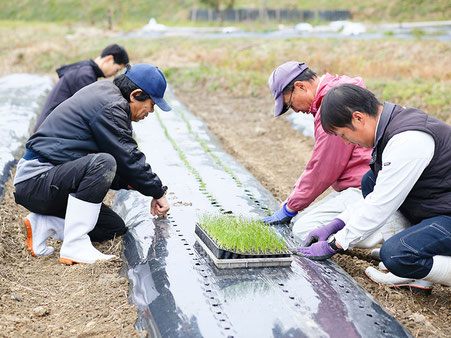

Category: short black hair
[113, 74, 150, 102]
[320, 84, 381, 134]
[282, 68, 318, 95]
[101, 44, 129, 65]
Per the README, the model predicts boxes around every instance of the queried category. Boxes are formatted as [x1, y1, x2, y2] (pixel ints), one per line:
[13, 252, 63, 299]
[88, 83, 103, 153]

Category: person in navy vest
[296, 83, 451, 292]
[34, 44, 130, 131]
[14, 64, 171, 265]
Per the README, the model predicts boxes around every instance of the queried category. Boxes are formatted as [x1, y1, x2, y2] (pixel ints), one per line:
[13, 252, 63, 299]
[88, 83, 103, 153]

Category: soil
[172, 86, 451, 338]
[0, 64, 449, 337]
[0, 174, 143, 337]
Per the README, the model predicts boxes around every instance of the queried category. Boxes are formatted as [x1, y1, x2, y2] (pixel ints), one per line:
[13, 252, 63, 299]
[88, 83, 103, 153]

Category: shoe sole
[59, 257, 85, 265]
[22, 217, 37, 257]
[59, 256, 116, 265]
[365, 270, 432, 294]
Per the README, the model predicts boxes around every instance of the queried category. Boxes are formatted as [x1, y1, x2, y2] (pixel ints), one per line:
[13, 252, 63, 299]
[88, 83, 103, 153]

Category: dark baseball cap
[268, 61, 309, 117]
[125, 64, 172, 112]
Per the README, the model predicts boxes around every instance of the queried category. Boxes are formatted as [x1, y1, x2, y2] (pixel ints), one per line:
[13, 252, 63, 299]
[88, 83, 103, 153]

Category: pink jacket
[286, 73, 372, 212]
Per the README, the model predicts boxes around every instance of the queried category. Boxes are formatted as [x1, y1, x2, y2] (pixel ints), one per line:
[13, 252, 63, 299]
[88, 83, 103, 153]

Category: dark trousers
[14, 153, 127, 242]
[361, 169, 451, 278]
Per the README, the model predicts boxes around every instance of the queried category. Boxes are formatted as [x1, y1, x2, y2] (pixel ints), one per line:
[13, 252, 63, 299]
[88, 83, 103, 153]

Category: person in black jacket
[34, 44, 129, 132]
[14, 64, 171, 265]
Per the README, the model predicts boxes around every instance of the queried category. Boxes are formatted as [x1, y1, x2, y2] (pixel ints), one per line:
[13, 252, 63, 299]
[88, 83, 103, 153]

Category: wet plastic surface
[286, 112, 315, 138]
[0, 73, 411, 337]
[0, 74, 52, 200]
[115, 87, 412, 338]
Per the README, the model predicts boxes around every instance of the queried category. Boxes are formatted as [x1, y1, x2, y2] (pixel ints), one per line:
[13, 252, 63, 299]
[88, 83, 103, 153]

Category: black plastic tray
[195, 223, 291, 260]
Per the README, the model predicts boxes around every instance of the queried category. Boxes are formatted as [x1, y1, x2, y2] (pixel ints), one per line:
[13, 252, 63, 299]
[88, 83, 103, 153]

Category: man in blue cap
[14, 63, 171, 265]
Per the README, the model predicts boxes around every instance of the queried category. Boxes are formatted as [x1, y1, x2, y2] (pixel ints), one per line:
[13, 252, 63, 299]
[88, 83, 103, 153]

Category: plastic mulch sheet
[114, 87, 412, 338]
[0, 74, 52, 200]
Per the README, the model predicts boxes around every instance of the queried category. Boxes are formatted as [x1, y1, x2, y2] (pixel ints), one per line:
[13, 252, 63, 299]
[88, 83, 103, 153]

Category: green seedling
[179, 112, 243, 187]
[178, 111, 274, 216]
[198, 214, 287, 255]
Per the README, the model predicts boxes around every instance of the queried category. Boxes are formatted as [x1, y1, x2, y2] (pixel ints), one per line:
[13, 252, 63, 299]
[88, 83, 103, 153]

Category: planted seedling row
[155, 112, 228, 213]
[178, 111, 271, 216]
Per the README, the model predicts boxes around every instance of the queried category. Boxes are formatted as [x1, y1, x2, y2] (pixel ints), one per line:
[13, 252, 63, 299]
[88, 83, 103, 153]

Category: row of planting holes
[276, 265, 384, 332]
[161, 116, 381, 333]
[321, 268, 384, 329]
[178, 111, 272, 216]
[159, 110, 271, 217]
[167, 214, 235, 337]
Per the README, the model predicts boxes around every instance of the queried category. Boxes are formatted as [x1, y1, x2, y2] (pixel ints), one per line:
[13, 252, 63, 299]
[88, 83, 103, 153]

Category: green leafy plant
[198, 213, 287, 254]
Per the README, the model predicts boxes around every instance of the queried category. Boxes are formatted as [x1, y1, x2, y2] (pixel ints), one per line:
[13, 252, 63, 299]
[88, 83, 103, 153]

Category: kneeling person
[298, 84, 451, 290]
[14, 64, 171, 264]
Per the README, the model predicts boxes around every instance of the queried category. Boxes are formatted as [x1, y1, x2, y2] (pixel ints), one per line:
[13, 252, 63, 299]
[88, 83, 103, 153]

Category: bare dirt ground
[0, 88, 448, 337]
[0, 175, 142, 337]
[172, 86, 451, 338]
[0, 86, 448, 338]
[0, 26, 449, 336]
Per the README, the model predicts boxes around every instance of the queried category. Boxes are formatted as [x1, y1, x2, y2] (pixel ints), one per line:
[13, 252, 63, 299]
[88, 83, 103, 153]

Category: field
[0, 21, 450, 336]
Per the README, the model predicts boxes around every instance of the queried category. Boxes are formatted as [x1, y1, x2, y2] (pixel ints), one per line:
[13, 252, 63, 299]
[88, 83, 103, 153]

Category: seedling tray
[194, 223, 292, 269]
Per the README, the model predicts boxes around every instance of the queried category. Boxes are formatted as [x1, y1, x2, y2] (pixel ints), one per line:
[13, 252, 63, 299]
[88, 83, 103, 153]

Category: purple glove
[295, 241, 337, 261]
[262, 203, 298, 225]
[302, 218, 345, 247]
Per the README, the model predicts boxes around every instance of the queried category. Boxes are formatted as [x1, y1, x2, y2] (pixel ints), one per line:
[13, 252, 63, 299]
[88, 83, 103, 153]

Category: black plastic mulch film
[2, 76, 413, 338]
[114, 88, 413, 338]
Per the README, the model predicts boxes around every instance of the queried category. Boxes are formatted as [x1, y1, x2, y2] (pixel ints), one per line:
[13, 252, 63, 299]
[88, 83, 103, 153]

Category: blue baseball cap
[125, 63, 172, 112]
[268, 61, 308, 117]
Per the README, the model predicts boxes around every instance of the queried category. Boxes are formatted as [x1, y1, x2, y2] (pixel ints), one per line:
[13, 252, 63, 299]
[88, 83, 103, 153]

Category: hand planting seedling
[198, 214, 288, 255]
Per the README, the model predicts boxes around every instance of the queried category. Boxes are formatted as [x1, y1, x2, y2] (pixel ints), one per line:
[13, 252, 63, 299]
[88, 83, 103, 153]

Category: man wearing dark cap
[34, 43, 130, 131]
[14, 64, 171, 265]
[263, 61, 409, 249]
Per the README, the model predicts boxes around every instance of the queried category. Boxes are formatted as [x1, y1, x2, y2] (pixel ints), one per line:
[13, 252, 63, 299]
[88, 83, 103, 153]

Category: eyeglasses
[282, 86, 294, 114]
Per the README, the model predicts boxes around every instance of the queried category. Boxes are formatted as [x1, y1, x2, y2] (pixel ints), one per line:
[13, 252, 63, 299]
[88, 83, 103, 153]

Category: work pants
[363, 169, 451, 278]
[14, 153, 127, 242]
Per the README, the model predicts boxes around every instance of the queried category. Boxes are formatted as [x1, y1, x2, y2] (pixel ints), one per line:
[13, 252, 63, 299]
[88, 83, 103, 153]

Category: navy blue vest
[370, 103, 451, 224]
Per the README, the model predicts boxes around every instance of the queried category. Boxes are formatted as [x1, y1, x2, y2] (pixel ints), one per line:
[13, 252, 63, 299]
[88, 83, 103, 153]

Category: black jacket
[34, 59, 104, 131]
[27, 80, 165, 199]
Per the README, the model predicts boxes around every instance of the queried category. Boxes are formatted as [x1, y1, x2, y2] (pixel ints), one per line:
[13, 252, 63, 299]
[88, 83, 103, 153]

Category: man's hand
[262, 203, 298, 225]
[302, 218, 345, 247]
[294, 241, 338, 261]
[151, 194, 170, 218]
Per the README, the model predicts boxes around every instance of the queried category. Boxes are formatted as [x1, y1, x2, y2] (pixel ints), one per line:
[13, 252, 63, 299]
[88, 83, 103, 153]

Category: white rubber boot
[356, 211, 410, 249]
[378, 261, 388, 272]
[355, 232, 384, 249]
[380, 210, 410, 242]
[424, 255, 451, 287]
[370, 248, 381, 260]
[59, 195, 116, 264]
[365, 266, 433, 293]
[22, 213, 65, 256]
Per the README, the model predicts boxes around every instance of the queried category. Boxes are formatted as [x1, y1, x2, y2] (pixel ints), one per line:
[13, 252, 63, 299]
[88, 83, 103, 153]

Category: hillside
[1, 0, 450, 26]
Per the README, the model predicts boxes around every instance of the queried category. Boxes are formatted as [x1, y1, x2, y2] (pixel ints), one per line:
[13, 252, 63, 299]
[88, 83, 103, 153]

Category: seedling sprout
[198, 214, 287, 254]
